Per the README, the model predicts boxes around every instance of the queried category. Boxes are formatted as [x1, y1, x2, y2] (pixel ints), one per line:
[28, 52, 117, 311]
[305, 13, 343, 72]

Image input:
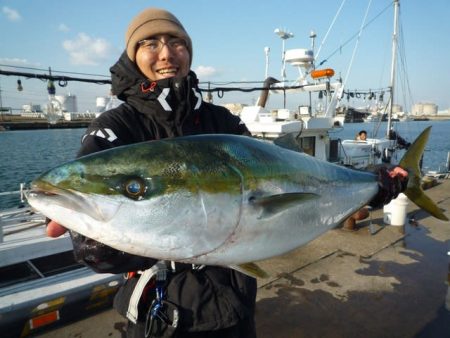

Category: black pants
[115, 266, 257, 338]
[125, 315, 256, 338]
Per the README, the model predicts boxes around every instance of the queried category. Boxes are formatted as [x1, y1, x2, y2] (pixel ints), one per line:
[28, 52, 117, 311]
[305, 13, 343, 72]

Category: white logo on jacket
[157, 88, 202, 112]
[157, 88, 172, 111]
[82, 128, 118, 143]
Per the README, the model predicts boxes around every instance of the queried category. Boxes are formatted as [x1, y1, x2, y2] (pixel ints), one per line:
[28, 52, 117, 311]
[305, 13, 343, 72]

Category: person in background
[46, 7, 409, 337]
[389, 129, 411, 149]
[356, 130, 367, 141]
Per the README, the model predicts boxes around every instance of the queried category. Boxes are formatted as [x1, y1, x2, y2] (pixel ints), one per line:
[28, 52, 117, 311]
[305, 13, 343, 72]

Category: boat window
[0, 250, 84, 289]
[299, 136, 315, 156]
[0, 262, 41, 288]
[329, 139, 339, 162]
[31, 250, 83, 277]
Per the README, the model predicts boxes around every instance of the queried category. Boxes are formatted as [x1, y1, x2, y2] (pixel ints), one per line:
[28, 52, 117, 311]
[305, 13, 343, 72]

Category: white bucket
[383, 193, 409, 226]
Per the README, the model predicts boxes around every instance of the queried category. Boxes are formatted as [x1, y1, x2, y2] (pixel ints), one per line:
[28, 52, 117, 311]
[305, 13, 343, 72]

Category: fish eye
[124, 178, 146, 199]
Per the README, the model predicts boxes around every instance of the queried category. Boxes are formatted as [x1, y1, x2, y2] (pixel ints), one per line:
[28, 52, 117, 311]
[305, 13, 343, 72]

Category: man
[48, 8, 256, 338]
[47, 7, 408, 337]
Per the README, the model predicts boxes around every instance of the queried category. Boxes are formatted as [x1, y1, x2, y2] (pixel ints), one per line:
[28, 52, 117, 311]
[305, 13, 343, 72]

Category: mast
[387, 0, 400, 137]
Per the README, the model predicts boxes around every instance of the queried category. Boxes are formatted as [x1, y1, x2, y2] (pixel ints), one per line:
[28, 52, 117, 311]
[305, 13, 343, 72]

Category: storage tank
[96, 96, 108, 112]
[411, 103, 422, 115]
[392, 104, 403, 113]
[412, 102, 437, 116]
[422, 103, 437, 115]
[22, 104, 41, 112]
[55, 94, 78, 112]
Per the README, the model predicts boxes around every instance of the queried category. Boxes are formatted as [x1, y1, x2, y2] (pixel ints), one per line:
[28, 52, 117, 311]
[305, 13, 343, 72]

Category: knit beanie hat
[125, 8, 192, 64]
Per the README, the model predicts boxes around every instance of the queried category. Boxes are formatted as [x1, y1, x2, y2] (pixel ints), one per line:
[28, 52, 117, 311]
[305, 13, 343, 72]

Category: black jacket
[71, 52, 256, 335]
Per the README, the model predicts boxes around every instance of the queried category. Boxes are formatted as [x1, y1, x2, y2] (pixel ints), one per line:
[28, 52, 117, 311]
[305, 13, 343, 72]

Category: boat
[233, 29, 345, 163]
[0, 190, 124, 338]
[338, 0, 412, 169]
[340, 106, 370, 123]
[214, 1, 411, 171]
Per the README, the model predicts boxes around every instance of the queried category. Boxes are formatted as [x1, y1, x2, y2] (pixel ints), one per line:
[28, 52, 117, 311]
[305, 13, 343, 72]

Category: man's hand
[369, 166, 409, 208]
[388, 166, 408, 179]
[46, 220, 68, 237]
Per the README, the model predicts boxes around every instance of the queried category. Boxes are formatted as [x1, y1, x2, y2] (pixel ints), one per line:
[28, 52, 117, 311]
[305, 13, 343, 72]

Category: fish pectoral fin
[251, 192, 319, 219]
[230, 263, 270, 279]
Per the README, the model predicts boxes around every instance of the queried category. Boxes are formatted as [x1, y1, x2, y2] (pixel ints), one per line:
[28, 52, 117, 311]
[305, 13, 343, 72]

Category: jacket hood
[109, 52, 203, 138]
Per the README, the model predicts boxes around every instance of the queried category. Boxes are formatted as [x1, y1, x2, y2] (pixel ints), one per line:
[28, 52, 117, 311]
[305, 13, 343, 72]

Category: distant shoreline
[410, 115, 450, 121]
[0, 119, 91, 131]
[1, 114, 449, 132]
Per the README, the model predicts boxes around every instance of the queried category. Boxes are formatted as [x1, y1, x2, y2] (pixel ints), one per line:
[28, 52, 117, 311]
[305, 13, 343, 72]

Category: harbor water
[0, 128, 84, 209]
[0, 120, 449, 209]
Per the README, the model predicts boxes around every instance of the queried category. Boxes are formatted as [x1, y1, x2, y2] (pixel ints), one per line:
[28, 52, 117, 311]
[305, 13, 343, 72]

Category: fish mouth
[26, 181, 120, 223]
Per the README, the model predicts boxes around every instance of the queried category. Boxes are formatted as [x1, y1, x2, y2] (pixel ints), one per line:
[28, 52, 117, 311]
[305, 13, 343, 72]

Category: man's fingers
[389, 166, 408, 179]
[46, 220, 68, 237]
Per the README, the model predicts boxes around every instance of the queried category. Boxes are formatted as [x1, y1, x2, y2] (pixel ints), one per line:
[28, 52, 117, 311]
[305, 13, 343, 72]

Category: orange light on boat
[310, 68, 335, 79]
[29, 310, 60, 329]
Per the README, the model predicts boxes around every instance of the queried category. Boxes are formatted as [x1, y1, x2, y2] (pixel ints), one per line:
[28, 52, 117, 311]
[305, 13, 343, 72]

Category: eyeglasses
[138, 38, 187, 53]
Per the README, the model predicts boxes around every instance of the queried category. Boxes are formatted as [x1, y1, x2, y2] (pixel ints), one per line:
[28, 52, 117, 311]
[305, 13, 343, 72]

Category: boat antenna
[310, 31, 317, 69]
[264, 47, 270, 79]
[274, 28, 294, 83]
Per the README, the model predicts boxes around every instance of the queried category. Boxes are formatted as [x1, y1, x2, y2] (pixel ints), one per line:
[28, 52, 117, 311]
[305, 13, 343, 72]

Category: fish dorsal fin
[250, 192, 319, 218]
[230, 263, 269, 279]
[273, 133, 303, 152]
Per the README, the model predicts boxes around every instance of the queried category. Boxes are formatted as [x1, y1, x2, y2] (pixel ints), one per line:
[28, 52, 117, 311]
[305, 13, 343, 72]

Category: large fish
[26, 127, 447, 276]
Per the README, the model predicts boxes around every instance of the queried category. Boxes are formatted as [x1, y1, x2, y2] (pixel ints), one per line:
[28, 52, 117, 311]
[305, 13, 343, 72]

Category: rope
[318, 2, 391, 67]
[0, 69, 111, 85]
[341, 0, 373, 89]
[316, 0, 347, 60]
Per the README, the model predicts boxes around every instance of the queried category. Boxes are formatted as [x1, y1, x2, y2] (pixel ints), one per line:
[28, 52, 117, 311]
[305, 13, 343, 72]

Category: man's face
[135, 34, 190, 81]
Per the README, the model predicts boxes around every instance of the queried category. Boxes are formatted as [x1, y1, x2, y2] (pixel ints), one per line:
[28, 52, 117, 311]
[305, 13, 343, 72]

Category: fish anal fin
[231, 263, 270, 279]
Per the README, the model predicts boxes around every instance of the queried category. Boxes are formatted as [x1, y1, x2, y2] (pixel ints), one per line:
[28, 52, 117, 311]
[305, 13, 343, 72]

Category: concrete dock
[37, 178, 450, 338]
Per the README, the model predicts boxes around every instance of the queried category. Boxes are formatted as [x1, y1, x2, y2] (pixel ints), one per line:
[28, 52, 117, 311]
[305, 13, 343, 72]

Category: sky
[1, 0, 449, 113]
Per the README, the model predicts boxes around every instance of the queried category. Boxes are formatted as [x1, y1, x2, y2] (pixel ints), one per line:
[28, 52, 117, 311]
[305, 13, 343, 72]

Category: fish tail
[399, 126, 448, 221]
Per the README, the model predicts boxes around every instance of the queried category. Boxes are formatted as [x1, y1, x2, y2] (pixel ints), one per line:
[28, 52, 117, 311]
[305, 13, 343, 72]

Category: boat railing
[0, 184, 45, 243]
[337, 138, 387, 169]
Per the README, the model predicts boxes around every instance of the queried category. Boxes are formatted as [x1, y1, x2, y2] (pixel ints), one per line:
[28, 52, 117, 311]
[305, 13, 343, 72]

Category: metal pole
[387, 0, 400, 137]
[446, 151, 450, 172]
[264, 47, 270, 79]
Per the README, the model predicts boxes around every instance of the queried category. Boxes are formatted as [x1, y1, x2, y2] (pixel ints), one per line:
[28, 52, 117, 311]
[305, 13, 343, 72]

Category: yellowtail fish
[26, 127, 447, 277]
